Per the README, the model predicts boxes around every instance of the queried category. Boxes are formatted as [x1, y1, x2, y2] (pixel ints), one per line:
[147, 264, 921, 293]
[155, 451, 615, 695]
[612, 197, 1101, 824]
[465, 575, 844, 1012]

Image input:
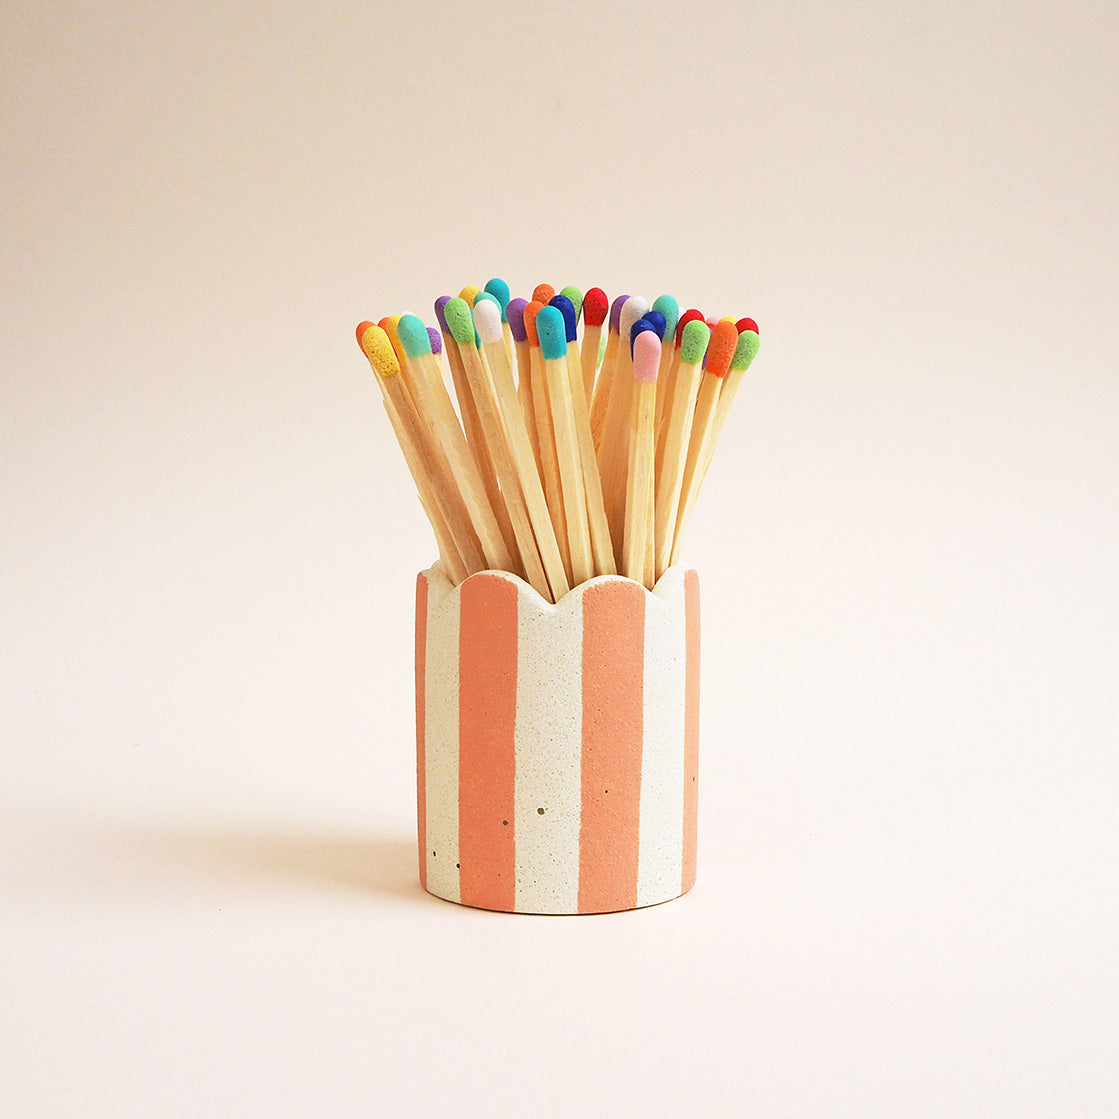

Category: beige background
[3, 0, 1117, 1115]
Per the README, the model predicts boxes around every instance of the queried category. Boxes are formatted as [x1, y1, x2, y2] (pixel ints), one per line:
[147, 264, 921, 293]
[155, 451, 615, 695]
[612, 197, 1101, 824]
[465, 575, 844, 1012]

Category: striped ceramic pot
[414, 564, 700, 914]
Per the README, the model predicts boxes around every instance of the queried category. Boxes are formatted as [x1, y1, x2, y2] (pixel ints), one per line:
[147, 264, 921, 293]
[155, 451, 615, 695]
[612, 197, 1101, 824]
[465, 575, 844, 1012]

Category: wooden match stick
[669, 319, 740, 566]
[622, 329, 661, 584]
[537, 305, 593, 586]
[448, 297, 570, 602]
[395, 314, 517, 575]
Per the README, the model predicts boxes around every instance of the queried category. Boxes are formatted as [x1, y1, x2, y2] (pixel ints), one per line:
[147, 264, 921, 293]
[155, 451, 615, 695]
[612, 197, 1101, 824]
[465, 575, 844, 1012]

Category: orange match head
[706, 320, 739, 378]
[531, 283, 555, 305]
[523, 300, 545, 347]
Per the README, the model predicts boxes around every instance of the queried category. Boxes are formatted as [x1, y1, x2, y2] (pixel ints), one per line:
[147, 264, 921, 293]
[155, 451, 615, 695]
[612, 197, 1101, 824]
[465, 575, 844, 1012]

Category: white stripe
[423, 568, 460, 903]
[637, 565, 688, 906]
[514, 581, 583, 914]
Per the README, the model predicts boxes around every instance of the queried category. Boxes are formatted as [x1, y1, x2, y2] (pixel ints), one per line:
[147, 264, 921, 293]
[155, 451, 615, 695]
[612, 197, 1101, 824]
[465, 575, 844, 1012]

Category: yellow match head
[356, 321, 401, 378]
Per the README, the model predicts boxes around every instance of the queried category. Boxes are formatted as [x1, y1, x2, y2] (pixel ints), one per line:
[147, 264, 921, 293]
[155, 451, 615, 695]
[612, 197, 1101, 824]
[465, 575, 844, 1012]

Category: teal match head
[652, 295, 679, 342]
[559, 285, 582, 319]
[731, 326, 760, 371]
[535, 305, 568, 362]
[484, 277, 511, 320]
[443, 297, 478, 346]
[680, 319, 711, 365]
[473, 290, 501, 313]
[397, 313, 433, 358]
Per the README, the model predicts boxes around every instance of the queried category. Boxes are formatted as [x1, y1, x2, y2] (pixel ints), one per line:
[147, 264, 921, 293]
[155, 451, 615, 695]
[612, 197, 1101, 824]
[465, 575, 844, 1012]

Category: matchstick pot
[414, 564, 700, 914]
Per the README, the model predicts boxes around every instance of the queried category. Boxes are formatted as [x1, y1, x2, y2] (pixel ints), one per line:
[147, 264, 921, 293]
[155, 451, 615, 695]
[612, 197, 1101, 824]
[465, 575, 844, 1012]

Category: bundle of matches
[355, 283, 760, 602]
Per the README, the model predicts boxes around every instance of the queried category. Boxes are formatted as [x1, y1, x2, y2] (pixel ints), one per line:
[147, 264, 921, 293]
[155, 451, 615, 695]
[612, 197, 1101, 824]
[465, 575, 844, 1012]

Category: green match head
[559, 286, 583, 319]
[443, 297, 478, 346]
[731, 328, 760, 371]
[680, 319, 711, 365]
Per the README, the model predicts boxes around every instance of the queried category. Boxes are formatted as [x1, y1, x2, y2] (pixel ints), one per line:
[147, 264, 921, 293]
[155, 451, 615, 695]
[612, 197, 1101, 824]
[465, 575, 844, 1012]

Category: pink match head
[632, 330, 661, 383]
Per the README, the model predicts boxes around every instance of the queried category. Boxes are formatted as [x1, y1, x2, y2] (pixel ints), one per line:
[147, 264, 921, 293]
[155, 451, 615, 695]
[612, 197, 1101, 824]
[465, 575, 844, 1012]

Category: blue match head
[484, 277, 511, 320]
[548, 294, 578, 344]
[535, 306, 569, 362]
[397, 313, 433, 358]
[642, 310, 667, 340]
[630, 318, 659, 357]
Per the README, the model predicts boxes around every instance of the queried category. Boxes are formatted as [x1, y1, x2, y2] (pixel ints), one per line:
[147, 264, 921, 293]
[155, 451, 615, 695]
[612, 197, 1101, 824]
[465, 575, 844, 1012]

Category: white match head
[619, 295, 650, 343]
[472, 296, 505, 345]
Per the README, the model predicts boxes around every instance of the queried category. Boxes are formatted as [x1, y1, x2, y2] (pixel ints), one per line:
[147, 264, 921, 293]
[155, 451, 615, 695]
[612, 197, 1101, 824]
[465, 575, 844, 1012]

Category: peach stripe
[415, 572, 428, 892]
[682, 569, 701, 894]
[458, 574, 519, 911]
[579, 579, 645, 913]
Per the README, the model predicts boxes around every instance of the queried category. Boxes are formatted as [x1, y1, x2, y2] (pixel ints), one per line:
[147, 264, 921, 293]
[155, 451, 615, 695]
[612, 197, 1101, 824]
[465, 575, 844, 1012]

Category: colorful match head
[443, 297, 479, 346]
[427, 326, 443, 356]
[532, 282, 555, 304]
[472, 296, 505, 345]
[535, 305, 568, 362]
[356, 321, 400, 378]
[608, 294, 631, 334]
[484, 277, 511, 320]
[652, 295, 679, 343]
[459, 284, 482, 305]
[675, 308, 705, 346]
[706, 320, 739, 378]
[523, 300, 545, 348]
[397, 313, 433, 358]
[506, 297, 529, 343]
[633, 329, 661, 383]
[378, 315, 407, 365]
[473, 290, 501, 314]
[559, 286, 582, 319]
[679, 319, 711, 366]
[619, 296, 650, 344]
[642, 310, 667, 340]
[548, 294, 578, 344]
[434, 295, 452, 333]
[583, 287, 609, 328]
[731, 321, 760, 371]
[630, 316, 659, 355]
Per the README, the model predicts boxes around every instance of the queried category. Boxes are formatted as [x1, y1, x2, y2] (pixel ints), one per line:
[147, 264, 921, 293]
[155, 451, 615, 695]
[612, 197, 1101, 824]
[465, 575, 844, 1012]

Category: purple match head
[549, 294, 578, 344]
[507, 297, 529, 343]
[434, 295, 452, 333]
[609, 294, 631, 334]
[427, 326, 443, 356]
